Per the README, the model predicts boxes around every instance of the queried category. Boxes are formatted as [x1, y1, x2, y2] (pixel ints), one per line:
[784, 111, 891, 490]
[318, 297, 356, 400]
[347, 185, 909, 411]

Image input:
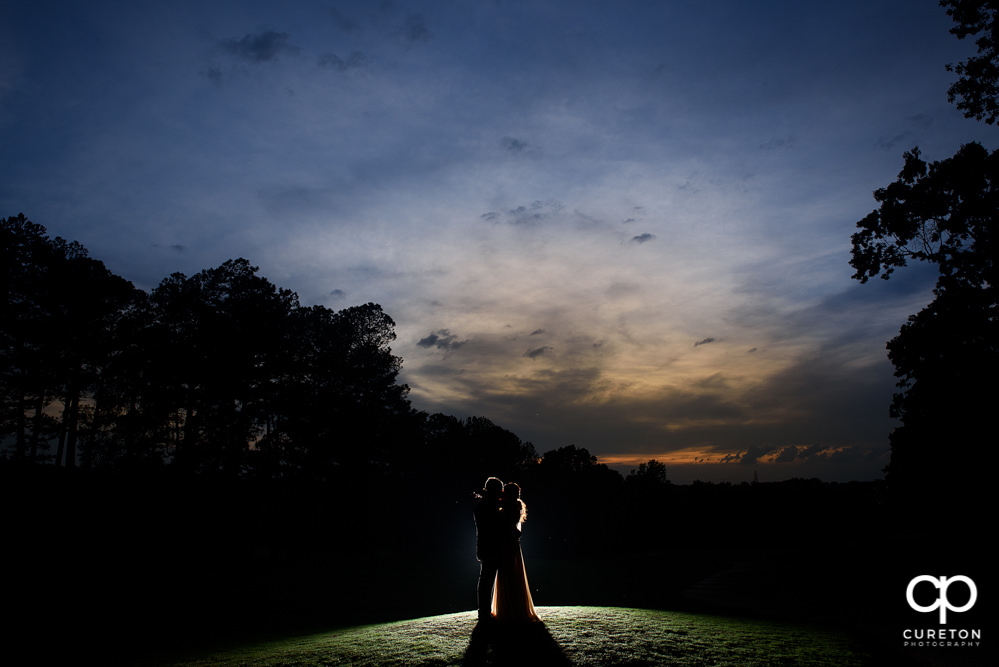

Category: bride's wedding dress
[491, 512, 540, 622]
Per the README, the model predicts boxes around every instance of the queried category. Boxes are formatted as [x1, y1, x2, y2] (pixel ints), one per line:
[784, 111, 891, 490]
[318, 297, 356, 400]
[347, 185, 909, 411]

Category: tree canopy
[851, 2, 999, 508]
[1, 214, 416, 477]
[942, 0, 999, 124]
[850, 142, 998, 289]
[852, 146, 997, 498]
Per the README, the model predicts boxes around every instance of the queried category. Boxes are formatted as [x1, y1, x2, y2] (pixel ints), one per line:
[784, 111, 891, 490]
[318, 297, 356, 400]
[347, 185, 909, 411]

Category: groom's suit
[474, 495, 504, 620]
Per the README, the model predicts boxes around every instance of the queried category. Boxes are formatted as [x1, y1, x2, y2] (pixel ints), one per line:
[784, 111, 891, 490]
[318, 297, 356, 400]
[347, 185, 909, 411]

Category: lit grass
[153, 606, 876, 666]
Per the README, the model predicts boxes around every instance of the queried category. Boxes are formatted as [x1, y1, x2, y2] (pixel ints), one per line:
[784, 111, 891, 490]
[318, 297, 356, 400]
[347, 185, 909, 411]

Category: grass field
[150, 606, 878, 667]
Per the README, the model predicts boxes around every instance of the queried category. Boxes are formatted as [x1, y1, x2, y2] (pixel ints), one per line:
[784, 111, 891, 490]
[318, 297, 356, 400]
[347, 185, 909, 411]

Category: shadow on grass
[464, 620, 573, 667]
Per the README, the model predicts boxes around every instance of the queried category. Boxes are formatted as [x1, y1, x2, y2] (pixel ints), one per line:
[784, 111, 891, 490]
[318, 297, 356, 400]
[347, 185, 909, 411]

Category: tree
[626, 459, 669, 487]
[253, 301, 413, 478]
[941, 1, 999, 124]
[2, 213, 59, 461]
[851, 143, 997, 288]
[851, 144, 997, 504]
[50, 247, 144, 468]
[143, 259, 300, 475]
[1, 214, 142, 467]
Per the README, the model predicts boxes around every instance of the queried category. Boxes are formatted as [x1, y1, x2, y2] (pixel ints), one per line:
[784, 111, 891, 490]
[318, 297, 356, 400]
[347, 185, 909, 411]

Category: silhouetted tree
[532, 445, 624, 555]
[142, 259, 300, 475]
[626, 459, 669, 487]
[538, 444, 601, 477]
[941, 0, 999, 124]
[53, 250, 144, 468]
[1, 214, 142, 467]
[2, 214, 59, 461]
[80, 292, 163, 470]
[260, 302, 411, 478]
[851, 144, 997, 505]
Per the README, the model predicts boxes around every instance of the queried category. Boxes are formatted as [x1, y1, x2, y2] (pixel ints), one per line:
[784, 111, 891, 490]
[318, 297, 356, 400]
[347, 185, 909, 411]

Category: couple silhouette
[474, 477, 540, 624]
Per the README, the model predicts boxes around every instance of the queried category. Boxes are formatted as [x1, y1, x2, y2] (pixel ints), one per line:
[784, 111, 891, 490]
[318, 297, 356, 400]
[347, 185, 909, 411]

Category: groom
[474, 476, 504, 621]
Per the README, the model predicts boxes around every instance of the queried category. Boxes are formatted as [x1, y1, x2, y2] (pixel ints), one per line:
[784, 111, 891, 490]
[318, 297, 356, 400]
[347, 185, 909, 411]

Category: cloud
[631, 233, 656, 244]
[524, 346, 553, 359]
[693, 337, 716, 347]
[397, 14, 432, 46]
[759, 135, 797, 151]
[723, 443, 874, 467]
[501, 136, 542, 158]
[221, 31, 299, 63]
[502, 136, 529, 152]
[153, 243, 186, 253]
[530, 329, 546, 336]
[737, 443, 780, 466]
[774, 445, 798, 463]
[417, 329, 467, 352]
[481, 200, 564, 226]
[200, 67, 224, 87]
[329, 289, 346, 299]
[318, 51, 368, 72]
[877, 131, 913, 151]
[328, 8, 358, 33]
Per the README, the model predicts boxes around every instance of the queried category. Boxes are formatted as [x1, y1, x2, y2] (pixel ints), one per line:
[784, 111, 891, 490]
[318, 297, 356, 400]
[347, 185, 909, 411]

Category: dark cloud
[507, 201, 549, 225]
[622, 217, 637, 224]
[200, 66, 224, 87]
[524, 346, 553, 359]
[509, 201, 559, 225]
[329, 289, 346, 299]
[221, 31, 299, 63]
[737, 443, 779, 465]
[724, 443, 876, 468]
[774, 445, 798, 463]
[502, 136, 529, 152]
[417, 329, 467, 352]
[481, 200, 563, 226]
[530, 329, 546, 336]
[877, 131, 913, 151]
[318, 51, 368, 72]
[329, 8, 358, 33]
[500, 136, 542, 158]
[631, 233, 656, 244]
[759, 135, 797, 151]
[693, 337, 716, 347]
[397, 14, 432, 45]
[152, 243, 186, 253]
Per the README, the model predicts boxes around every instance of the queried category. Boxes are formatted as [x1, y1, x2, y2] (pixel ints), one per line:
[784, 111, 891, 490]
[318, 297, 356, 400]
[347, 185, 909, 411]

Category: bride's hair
[503, 482, 528, 523]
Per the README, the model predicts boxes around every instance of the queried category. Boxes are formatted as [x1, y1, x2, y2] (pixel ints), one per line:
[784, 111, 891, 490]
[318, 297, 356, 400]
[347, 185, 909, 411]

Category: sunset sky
[1, 1, 987, 482]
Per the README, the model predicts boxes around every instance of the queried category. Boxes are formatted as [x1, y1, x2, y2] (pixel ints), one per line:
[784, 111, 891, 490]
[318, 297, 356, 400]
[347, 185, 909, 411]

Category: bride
[491, 482, 540, 622]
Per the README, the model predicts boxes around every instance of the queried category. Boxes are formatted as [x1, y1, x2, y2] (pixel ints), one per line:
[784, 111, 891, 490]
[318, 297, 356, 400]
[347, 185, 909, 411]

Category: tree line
[4, 213, 672, 499]
[1, 213, 537, 481]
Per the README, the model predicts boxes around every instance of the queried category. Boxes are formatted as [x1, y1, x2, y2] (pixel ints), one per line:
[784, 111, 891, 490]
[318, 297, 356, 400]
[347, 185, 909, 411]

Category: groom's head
[483, 477, 503, 498]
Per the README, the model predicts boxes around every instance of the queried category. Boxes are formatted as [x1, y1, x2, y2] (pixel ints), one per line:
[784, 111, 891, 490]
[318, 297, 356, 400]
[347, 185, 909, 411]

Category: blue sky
[1, 1, 987, 482]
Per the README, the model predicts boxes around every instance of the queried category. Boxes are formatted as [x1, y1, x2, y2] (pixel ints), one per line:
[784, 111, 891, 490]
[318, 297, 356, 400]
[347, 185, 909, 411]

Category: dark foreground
[6, 464, 991, 666]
